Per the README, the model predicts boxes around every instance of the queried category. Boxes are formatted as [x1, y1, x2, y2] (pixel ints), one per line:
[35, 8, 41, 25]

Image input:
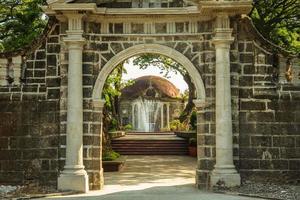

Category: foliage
[103, 63, 134, 130]
[189, 110, 197, 131]
[123, 124, 133, 131]
[0, 0, 47, 52]
[251, 0, 300, 54]
[169, 119, 189, 131]
[102, 150, 120, 161]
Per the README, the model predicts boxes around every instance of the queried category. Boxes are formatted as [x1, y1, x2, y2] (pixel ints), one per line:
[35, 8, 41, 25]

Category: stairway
[111, 133, 188, 155]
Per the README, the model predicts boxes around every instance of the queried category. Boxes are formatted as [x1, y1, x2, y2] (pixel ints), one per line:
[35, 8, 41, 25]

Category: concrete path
[43, 156, 263, 200]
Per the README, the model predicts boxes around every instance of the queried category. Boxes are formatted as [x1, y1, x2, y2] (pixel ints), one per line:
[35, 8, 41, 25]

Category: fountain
[135, 97, 162, 132]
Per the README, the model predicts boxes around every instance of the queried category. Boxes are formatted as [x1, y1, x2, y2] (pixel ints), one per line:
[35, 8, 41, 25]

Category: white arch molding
[92, 44, 206, 102]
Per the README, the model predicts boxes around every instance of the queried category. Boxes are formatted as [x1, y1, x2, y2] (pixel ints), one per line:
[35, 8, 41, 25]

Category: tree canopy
[0, 0, 46, 52]
[251, 0, 300, 54]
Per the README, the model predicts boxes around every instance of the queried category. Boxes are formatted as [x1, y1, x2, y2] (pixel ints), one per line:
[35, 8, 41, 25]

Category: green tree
[133, 54, 196, 122]
[102, 62, 134, 131]
[0, 0, 47, 52]
[251, 0, 300, 54]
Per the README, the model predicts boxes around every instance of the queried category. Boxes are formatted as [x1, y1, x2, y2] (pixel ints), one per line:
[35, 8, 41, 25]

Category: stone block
[101, 52, 114, 61]
[275, 112, 295, 122]
[240, 53, 253, 63]
[251, 136, 272, 147]
[175, 42, 188, 53]
[198, 159, 214, 170]
[35, 61, 46, 69]
[36, 51, 46, 60]
[240, 159, 259, 169]
[289, 160, 300, 170]
[83, 52, 97, 63]
[280, 148, 300, 159]
[0, 150, 22, 160]
[46, 77, 60, 87]
[239, 76, 253, 86]
[239, 148, 260, 159]
[247, 112, 274, 122]
[260, 160, 288, 170]
[47, 55, 57, 66]
[47, 88, 60, 99]
[240, 101, 266, 110]
[239, 134, 250, 147]
[204, 135, 215, 145]
[83, 75, 93, 86]
[83, 136, 100, 146]
[48, 36, 59, 43]
[110, 43, 124, 54]
[39, 149, 57, 159]
[47, 44, 60, 53]
[273, 136, 295, 147]
[243, 65, 255, 74]
[239, 88, 253, 98]
[197, 147, 211, 157]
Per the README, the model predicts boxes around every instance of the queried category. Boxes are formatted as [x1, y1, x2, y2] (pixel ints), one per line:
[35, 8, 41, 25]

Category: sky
[122, 58, 188, 93]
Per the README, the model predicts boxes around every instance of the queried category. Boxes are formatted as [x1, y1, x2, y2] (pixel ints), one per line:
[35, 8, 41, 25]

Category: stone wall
[0, 24, 61, 186]
[236, 18, 300, 183]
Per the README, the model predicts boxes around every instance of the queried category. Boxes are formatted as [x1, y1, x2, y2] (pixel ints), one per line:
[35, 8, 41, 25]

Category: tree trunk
[179, 73, 195, 122]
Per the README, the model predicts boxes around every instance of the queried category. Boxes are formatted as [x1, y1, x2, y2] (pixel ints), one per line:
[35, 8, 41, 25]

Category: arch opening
[92, 44, 206, 102]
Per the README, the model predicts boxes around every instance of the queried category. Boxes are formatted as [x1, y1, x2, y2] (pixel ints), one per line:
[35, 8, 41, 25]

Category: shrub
[102, 150, 120, 161]
[189, 110, 197, 130]
[124, 124, 133, 131]
[169, 120, 189, 131]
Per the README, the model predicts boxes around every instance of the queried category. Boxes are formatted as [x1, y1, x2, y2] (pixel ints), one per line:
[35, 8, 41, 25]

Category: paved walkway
[44, 156, 262, 200]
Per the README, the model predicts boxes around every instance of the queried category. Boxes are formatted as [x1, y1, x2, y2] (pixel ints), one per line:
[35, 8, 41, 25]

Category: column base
[58, 169, 89, 193]
[99, 167, 104, 189]
[210, 168, 241, 187]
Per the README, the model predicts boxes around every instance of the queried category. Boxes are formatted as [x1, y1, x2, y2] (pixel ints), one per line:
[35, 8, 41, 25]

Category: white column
[166, 103, 170, 130]
[210, 14, 240, 187]
[13, 56, 22, 85]
[160, 103, 164, 130]
[132, 104, 135, 129]
[0, 59, 7, 86]
[58, 13, 89, 193]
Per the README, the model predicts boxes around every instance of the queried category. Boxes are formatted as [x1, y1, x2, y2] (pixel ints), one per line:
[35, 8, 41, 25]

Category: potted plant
[188, 138, 197, 157]
[102, 150, 126, 172]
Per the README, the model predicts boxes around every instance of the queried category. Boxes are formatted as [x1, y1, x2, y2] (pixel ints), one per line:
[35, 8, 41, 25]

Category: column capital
[212, 13, 234, 46]
[193, 99, 206, 109]
[63, 36, 86, 48]
[93, 99, 106, 109]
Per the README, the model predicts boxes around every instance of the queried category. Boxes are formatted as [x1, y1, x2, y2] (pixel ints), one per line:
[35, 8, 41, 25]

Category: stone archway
[91, 43, 206, 189]
[55, 3, 243, 193]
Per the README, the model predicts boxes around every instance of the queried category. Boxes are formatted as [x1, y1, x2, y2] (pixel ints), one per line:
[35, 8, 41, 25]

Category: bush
[169, 120, 189, 131]
[108, 118, 118, 131]
[102, 150, 120, 161]
[123, 124, 133, 131]
[189, 110, 197, 130]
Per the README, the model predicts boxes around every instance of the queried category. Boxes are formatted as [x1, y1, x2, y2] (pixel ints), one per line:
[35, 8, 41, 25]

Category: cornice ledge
[199, 1, 253, 16]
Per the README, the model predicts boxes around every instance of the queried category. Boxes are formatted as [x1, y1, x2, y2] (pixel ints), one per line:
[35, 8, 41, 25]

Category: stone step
[112, 137, 188, 155]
